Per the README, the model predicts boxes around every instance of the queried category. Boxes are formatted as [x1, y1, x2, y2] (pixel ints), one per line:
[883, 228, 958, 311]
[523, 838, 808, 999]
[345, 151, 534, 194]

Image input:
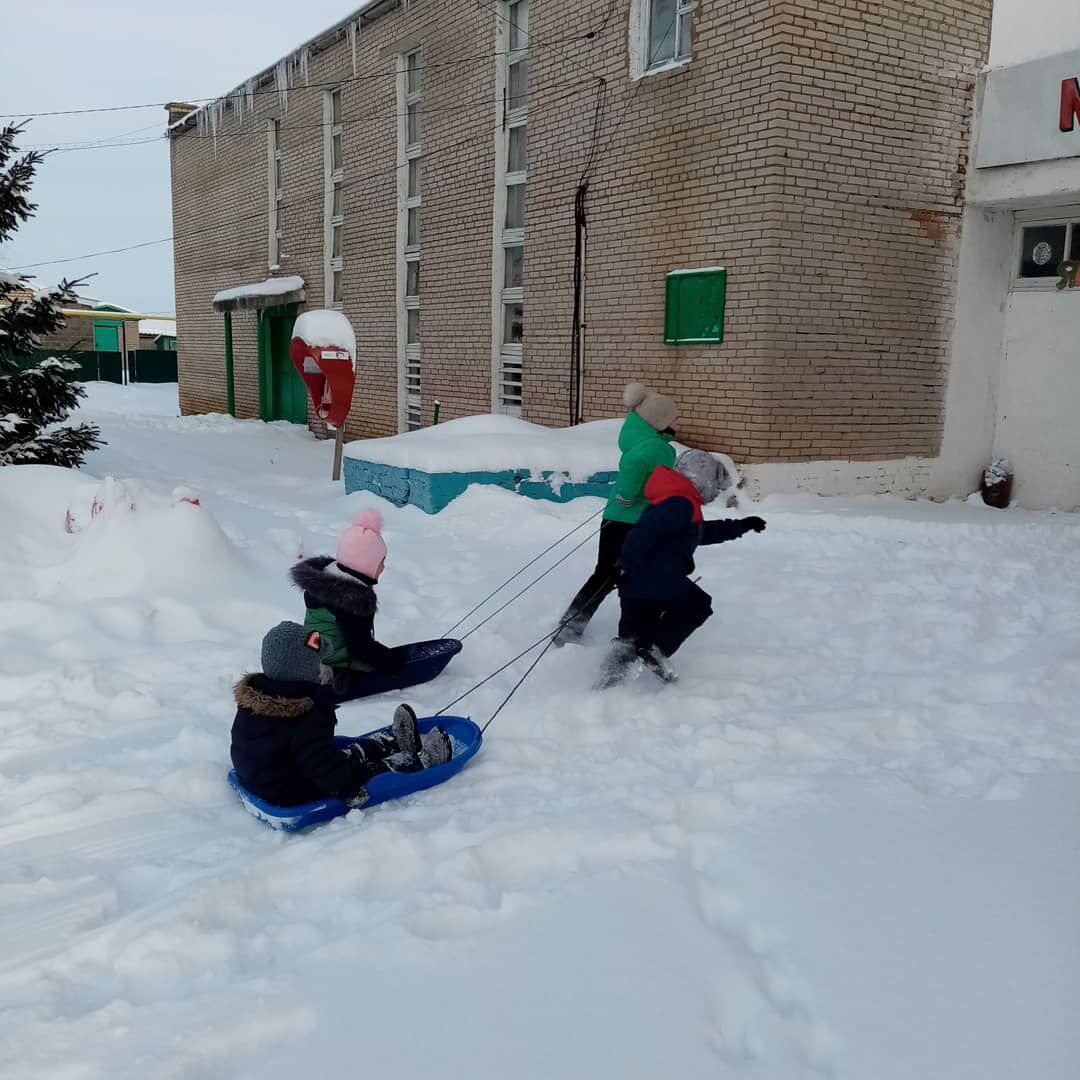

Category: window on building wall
[1014, 211, 1080, 286]
[492, 0, 528, 415]
[325, 89, 345, 307]
[267, 119, 283, 269]
[399, 49, 423, 431]
[631, 0, 694, 79]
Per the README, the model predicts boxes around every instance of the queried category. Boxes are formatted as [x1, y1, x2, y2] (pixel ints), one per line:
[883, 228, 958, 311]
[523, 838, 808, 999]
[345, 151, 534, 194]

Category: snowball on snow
[344, 414, 623, 479]
[291, 309, 357, 366]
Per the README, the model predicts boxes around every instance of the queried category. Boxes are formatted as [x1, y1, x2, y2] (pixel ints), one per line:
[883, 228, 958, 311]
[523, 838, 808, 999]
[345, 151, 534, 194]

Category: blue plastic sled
[329, 638, 462, 703]
[227, 715, 482, 831]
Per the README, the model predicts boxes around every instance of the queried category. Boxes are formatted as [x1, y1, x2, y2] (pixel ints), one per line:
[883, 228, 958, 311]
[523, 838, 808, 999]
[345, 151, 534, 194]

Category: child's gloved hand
[743, 516, 767, 533]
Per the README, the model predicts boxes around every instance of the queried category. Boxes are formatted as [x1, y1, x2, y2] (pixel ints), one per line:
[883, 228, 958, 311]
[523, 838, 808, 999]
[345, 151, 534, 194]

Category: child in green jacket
[554, 382, 677, 645]
[291, 509, 400, 678]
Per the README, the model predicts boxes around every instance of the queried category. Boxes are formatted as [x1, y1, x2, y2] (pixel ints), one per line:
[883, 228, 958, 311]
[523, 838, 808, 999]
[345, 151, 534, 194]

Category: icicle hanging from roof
[274, 58, 290, 112]
[244, 78, 256, 116]
[346, 18, 359, 76]
[298, 46, 311, 88]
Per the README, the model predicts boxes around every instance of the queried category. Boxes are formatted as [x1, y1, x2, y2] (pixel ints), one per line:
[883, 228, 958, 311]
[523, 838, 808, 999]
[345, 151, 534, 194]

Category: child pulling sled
[595, 450, 766, 689]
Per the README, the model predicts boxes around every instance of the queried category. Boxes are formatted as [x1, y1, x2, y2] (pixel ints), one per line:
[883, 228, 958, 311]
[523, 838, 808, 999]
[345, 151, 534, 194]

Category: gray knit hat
[675, 449, 731, 505]
[261, 621, 325, 684]
[624, 382, 678, 433]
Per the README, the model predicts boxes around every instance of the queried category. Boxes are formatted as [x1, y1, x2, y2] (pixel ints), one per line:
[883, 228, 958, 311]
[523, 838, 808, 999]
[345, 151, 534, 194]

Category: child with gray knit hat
[595, 450, 766, 689]
[230, 621, 452, 808]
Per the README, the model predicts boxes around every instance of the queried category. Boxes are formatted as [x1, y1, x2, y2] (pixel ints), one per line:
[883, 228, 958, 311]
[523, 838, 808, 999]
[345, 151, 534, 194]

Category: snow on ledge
[212, 275, 305, 312]
[345, 415, 623, 479]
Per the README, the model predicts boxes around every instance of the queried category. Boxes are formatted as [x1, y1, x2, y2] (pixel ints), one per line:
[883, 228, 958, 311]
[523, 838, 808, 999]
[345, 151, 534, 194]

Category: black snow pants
[561, 520, 635, 632]
[617, 581, 713, 657]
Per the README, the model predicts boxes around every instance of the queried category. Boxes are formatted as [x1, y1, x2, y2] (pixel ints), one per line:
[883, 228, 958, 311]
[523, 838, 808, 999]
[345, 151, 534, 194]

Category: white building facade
[934, 10, 1080, 508]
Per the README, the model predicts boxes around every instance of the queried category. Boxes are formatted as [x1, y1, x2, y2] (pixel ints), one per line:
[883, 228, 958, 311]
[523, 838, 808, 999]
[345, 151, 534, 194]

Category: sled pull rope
[436, 578, 611, 731]
[442, 507, 603, 638]
[458, 526, 601, 642]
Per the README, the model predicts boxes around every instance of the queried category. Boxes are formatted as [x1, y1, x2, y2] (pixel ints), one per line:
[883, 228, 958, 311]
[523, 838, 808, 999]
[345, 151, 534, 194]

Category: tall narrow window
[491, 0, 528, 415]
[267, 119, 283, 269]
[324, 88, 344, 307]
[397, 50, 423, 431]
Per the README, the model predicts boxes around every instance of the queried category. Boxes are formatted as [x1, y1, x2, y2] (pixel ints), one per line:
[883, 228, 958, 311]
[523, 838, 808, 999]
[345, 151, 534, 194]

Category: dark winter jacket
[603, 410, 677, 525]
[618, 466, 759, 600]
[290, 556, 397, 673]
[230, 673, 385, 806]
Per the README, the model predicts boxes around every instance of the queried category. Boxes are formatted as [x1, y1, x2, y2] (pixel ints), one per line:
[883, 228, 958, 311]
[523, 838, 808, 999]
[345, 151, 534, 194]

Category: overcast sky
[0, 0, 360, 314]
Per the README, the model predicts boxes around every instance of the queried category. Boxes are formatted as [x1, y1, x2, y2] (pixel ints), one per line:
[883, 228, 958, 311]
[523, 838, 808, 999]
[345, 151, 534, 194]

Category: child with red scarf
[595, 450, 766, 688]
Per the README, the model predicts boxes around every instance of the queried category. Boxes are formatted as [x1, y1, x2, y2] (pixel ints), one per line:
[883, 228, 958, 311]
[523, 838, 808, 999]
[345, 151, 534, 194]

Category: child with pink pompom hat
[290, 508, 401, 687]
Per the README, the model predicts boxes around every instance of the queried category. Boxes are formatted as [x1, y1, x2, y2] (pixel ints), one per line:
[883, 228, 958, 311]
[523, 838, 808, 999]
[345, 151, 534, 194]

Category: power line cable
[0, 20, 608, 121]
[8, 70, 591, 270]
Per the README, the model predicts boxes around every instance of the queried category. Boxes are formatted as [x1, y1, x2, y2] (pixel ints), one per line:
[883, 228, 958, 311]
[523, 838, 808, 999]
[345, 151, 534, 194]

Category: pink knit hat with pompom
[336, 509, 387, 578]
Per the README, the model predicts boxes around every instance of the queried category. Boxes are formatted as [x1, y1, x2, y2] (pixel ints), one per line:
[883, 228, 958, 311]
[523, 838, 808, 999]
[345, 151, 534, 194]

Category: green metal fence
[18, 350, 116, 382]
[128, 349, 178, 384]
[13, 349, 178, 385]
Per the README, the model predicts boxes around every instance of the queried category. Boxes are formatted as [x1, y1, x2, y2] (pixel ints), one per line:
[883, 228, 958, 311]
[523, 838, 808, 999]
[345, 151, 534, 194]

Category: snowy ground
[3, 382, 1080, 1079]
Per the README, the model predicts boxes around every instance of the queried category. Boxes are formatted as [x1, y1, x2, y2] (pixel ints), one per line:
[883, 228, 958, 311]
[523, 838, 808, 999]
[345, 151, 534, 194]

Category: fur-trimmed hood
[291, 555, 377, 617]
[233, 674, 314, 718]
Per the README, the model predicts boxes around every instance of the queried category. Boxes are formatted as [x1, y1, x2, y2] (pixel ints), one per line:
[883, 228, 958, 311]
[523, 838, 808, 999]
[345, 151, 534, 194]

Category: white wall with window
[267, 118, 283, 270]
[490, 0, 528, 415]
[932, 43, 1080, 508]
[629, 0, 694, 80]
[397, 50, 423, 431]
[323, 88, 345, 308]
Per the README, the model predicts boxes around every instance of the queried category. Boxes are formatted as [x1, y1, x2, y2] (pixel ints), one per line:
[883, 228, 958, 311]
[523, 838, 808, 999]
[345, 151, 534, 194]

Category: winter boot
[593, 637, 639, 690]
[638, 644, 678, 683]
[391, 703, 422, 756]
[552, 607, 588, 647]
[419, 726, 453, 768]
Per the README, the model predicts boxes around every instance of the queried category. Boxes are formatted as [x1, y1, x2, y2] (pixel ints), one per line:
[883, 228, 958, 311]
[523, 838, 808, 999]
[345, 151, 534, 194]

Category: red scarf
[644, 466, 704, 523]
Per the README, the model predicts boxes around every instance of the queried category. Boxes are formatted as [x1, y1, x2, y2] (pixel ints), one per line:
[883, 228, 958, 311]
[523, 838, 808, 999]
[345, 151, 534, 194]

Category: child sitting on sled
[231, 621, 452, 808]
[291, 509, 401, 685]
[595, 450, 766, 688]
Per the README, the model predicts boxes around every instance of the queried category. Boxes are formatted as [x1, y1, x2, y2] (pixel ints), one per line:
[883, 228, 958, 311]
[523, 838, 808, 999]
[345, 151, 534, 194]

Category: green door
[265, 310, 307, 424]
[93, 321, 120, 351]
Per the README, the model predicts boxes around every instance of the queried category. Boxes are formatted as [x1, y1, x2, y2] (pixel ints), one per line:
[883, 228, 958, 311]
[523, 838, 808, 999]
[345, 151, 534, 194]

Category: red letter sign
[1061, 77, 1080, 133]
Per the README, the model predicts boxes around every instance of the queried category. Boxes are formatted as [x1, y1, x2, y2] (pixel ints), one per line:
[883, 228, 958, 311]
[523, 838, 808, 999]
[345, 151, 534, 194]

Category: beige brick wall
[169, 0, 991, 465]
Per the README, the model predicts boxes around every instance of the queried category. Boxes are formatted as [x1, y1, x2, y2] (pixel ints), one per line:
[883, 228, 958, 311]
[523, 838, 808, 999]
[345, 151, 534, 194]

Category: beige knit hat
[624, 382, 678, 432]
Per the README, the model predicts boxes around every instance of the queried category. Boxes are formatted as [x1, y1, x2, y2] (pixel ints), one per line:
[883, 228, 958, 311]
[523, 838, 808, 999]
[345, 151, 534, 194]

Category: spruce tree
[0, 123, 101, 468]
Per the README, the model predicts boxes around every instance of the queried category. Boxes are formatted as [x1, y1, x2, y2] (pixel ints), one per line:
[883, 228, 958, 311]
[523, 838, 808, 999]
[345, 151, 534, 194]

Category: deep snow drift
[2, 382, 1079, 1080]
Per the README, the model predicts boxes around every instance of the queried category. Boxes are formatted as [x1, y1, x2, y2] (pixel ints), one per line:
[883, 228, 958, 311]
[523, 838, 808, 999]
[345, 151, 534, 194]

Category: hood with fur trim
[233, 674, 314, 718]
[290, 555, 378, 617]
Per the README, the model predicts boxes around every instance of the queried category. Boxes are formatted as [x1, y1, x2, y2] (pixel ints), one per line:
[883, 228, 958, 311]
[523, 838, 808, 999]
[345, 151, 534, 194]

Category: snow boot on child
[419, 726, 453, 768]
[593, 637, 639, 690]
[385, 703, 452, 770]
[638, 644, 678, 683]
[392, 703, 422, 756]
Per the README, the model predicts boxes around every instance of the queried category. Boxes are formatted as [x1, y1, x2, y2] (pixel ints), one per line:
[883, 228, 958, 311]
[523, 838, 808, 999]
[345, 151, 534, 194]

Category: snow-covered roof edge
[139, 318, 178, 337]
[212, 275, 306, 313]
[169, 0, 387, 135]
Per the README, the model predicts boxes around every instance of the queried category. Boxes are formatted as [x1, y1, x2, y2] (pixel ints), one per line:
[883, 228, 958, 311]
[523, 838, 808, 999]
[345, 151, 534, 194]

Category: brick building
[169, 0, 992, 495]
